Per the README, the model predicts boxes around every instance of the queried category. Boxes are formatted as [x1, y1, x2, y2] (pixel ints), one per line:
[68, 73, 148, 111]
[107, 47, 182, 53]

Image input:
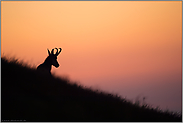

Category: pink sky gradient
[1, 1, 182, 112]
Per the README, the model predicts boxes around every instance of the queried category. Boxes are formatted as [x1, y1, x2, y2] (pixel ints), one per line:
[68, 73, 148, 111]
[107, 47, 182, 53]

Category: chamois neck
[43, 56, 52, 66]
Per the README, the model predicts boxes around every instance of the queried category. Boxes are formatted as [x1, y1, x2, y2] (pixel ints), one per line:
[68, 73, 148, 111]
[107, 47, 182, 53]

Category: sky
[1, 1, 182, 113]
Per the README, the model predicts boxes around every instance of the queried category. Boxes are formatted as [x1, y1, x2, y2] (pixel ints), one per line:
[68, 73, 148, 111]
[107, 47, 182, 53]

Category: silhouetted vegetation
[1, 56, 182, 122]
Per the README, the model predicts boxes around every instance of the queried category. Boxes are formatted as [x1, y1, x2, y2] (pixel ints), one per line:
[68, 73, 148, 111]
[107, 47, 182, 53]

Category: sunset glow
[1, 1, 182, 112]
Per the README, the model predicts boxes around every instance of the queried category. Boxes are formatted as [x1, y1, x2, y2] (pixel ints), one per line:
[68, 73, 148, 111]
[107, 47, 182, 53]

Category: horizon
[1, 1, 182, 113]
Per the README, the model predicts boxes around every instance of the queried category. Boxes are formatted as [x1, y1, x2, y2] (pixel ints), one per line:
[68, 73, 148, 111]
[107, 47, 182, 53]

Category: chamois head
[37, 48, 62, 74]
[47, 48, 62, 68]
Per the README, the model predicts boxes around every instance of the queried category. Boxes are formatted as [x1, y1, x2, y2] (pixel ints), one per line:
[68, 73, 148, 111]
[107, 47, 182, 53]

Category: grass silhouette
[1, 56, 182, 122]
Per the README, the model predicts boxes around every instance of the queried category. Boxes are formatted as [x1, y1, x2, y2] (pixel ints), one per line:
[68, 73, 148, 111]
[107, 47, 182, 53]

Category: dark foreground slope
[1, 57, 182, 122]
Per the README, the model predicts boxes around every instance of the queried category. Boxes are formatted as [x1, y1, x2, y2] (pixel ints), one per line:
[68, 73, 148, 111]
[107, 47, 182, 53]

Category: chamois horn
[51, 48, 55, 54]
[55, 48, 62, 56]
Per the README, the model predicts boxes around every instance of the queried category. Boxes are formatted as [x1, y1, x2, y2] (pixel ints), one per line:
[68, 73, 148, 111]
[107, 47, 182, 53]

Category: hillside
[1, 57, 182, 122]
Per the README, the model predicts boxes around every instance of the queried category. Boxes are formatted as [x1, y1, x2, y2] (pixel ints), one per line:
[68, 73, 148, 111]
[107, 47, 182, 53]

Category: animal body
[37, 48, 62, 74]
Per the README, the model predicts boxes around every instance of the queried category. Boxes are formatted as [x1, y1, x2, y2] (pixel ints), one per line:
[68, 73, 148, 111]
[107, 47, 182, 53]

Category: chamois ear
[47, 48, 51, 55]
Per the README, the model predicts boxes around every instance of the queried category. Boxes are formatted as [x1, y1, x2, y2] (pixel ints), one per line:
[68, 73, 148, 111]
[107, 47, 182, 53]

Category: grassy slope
[1, 57, 182, 122]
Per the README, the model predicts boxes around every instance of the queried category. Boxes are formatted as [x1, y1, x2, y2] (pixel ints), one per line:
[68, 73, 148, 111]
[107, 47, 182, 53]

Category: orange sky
[1, 1, 182, 112]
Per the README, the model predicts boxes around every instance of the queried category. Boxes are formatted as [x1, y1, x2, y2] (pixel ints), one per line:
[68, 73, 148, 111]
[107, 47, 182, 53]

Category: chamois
[37, 48, 62, 74]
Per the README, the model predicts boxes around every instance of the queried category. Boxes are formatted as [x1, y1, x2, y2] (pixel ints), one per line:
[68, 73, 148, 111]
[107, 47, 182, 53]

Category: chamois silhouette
[37, 48, 62, 74]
